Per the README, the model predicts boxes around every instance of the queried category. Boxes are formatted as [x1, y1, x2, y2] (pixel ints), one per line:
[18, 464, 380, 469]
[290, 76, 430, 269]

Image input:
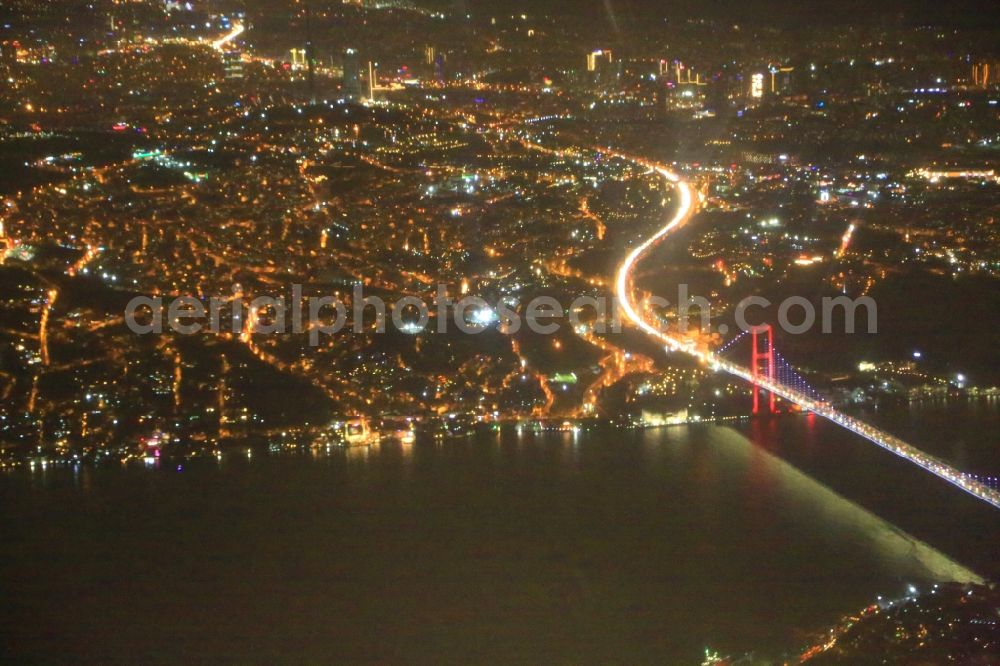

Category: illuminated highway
[614, 160, 1000, 511]
[211, 22, 245, 51]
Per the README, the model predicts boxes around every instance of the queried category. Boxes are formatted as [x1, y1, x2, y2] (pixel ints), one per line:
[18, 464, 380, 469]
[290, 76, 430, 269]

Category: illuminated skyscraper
[972, 62, 994, 88]
[769, 65, 794, 96]
[223, 51, 243, 80]
[587, 49, 612, 73]
[343, 48, 363, 100]
[434, 53, 446, 82]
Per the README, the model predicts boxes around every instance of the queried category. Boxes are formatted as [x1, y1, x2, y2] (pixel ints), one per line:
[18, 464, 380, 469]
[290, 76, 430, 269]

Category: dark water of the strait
[2, 400, 998, 664]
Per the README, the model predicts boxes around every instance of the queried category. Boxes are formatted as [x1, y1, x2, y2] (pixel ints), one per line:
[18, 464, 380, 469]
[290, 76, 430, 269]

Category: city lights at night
[0, 0, 998, 662]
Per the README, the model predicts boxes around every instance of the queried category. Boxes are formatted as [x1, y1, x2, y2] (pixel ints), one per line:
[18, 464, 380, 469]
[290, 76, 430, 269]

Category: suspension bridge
[614, 160, 1000, 510]
[714, 326, 829, 414]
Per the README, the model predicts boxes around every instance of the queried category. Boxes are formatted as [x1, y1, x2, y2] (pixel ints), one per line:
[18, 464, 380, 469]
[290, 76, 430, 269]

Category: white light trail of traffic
[212, 23, 244, 51]
[614, 161, 1000, 511]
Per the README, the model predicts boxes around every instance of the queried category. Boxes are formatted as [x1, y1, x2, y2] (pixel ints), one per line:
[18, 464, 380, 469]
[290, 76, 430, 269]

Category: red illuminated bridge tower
[751, 324, 777, 415]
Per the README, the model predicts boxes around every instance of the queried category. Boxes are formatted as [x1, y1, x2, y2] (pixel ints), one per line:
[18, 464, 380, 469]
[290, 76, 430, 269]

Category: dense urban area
[1, 0, 998, 662]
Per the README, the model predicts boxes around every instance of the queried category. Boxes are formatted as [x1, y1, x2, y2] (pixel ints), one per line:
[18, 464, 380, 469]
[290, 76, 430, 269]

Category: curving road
[614, 160, 1000, 511]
